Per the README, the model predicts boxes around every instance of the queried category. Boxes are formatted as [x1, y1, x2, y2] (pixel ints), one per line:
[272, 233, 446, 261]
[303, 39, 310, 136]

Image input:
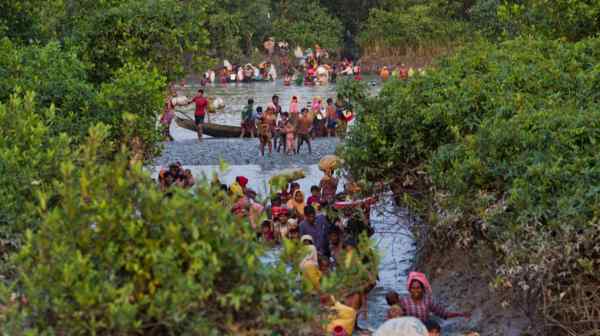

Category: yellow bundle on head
[319, 155, 342, 172]
[269, 169, 306, 186]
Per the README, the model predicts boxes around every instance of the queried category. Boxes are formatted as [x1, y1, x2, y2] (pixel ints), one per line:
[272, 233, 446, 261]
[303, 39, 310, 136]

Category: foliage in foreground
[2, 127, 315, 335]
[342, 37, 600, 333]
[0, 92, 72, 271]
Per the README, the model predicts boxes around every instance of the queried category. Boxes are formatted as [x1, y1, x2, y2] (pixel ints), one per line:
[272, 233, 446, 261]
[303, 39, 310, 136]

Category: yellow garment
[230, 181, 244, 197]
[301, 263, 321, 291]
[326, 300, 357, 335]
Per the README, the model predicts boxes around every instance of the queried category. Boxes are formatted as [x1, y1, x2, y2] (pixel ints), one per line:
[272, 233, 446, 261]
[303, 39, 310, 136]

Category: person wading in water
[258, 106, 276, 156]
[326, 98, 337, 137]
[187, 89, 208, 141]
[240, 98, 255, 138]
[296, 108, 313, 154]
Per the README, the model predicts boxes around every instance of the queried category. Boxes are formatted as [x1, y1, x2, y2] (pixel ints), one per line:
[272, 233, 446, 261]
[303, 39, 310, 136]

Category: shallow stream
[157, 78, 417, 333]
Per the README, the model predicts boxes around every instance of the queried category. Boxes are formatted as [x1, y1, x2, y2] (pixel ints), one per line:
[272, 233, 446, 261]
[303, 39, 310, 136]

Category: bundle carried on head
[319, 155, 342, 172]
[269, 169, 306, 189]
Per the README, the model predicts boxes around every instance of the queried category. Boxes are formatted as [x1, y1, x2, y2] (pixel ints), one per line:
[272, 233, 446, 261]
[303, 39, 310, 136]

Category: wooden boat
[175, 116, 243, 138]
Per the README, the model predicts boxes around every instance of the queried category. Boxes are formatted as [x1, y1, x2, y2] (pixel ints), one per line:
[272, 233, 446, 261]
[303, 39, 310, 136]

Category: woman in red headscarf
[399, 272, 470, 322]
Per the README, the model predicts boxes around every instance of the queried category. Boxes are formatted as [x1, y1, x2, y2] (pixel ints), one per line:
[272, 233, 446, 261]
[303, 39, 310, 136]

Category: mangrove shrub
[343, 36, 600, 333]
[3, 129, 315, 335]
[0, 92, 72, 269]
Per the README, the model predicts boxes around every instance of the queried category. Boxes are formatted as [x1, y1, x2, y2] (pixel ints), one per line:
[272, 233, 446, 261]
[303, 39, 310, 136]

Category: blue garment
[300, 215, 330, 257]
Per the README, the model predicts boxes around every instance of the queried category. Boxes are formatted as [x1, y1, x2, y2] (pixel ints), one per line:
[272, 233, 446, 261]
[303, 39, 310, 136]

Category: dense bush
[0, 92, 72, 271]
[498, 0, 600, 41]
[2, 129, 315, 335]
[358, 3, 470, 58]
[272, 0, 343, 52]
[342, 37, 600, 333]
[0, 40, 167, 156]
[91, 62, 166, 158]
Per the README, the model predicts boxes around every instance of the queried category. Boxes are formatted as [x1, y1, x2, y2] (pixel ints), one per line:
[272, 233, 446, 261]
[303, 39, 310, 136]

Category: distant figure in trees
[380, 66, 390, 81]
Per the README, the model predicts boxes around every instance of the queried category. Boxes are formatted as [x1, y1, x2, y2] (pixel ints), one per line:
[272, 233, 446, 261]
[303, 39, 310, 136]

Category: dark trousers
[297, 134, 311, 153]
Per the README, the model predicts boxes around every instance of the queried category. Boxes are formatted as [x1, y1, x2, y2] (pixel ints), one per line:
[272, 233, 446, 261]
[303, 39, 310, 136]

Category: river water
[157, 78, 416, 333]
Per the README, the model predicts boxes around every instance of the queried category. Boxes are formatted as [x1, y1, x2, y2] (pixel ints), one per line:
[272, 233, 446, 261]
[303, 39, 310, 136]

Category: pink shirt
[290, 101, 299, 113]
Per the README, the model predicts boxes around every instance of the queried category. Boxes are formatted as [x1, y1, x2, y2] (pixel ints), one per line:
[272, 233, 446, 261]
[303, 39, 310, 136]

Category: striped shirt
[399, 295, 450, 321]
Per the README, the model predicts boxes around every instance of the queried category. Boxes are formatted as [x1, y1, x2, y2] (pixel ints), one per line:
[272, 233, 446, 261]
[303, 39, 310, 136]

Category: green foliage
[67, 0, 212, 82]
[336, 78, 369, 105]
[0, 39, 94, 135]
[321, 234, 380, 296]
[0, 92, 71, 266]
[0, 40, 166, 156]
[343, 36, 600, 332]
[498, 0, 600, 41]
[91, 62, 166, 158]
[272, 0, 343, 51]
[4, 132, 315, 335]
[358, 4, 470, 56]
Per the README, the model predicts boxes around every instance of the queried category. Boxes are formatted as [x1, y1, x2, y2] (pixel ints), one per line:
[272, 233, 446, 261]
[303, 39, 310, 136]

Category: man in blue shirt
[300, 205, 330, 257]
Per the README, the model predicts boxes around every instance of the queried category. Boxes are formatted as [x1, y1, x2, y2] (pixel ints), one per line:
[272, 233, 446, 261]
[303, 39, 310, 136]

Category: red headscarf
[271, 206, 289, 219]
[236, 176, 249, 187]
[407, 272, 432, 294]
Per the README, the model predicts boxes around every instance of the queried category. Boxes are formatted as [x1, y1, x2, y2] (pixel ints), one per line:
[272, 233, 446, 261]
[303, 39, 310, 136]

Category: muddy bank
[414, 242, 537, 336]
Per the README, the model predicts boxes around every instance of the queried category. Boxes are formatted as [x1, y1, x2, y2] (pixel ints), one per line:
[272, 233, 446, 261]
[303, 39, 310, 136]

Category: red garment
[271, 206, 288, 219]
[307, 195, 320, 206]
[191, 96, 208, 116]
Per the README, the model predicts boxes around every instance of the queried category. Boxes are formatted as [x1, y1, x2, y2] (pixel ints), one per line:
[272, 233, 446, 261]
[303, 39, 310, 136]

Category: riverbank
[154, 137, 342, 169]
[414, 242, 536, 336]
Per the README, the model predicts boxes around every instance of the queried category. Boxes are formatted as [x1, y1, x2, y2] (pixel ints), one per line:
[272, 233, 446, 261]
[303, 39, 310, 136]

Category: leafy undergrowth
[1, 126, 316, 335]
[342, 36, 600, 334]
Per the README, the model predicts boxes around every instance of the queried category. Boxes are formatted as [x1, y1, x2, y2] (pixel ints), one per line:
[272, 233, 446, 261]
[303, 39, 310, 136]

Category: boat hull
[175, 117, 243, 138]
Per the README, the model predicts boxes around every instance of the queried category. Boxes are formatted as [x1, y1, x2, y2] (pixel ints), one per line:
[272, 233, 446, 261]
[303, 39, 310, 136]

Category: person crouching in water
[257, 106, 276, 156]
[240, 98, 255, 138]
[400, 272, 470, 322]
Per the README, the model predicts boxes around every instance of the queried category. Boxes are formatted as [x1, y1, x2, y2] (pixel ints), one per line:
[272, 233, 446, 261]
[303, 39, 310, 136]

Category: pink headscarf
[407, 272, 432, 294]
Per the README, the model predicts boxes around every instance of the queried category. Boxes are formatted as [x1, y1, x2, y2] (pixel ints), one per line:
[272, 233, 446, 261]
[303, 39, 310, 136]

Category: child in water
[385, 290, 404, 320]
[284, 119, 296, 155]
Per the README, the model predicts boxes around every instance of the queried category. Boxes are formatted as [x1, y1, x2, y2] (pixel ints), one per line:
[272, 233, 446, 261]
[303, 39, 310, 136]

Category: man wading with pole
[188, 89, 208, 142]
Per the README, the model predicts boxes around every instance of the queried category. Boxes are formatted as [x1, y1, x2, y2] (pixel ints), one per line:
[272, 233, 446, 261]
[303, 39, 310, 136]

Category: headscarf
[373, 317, 427, 336]
[236, 176, 249, 187]
[286, 190, 306, 216]
[407, 272, 432, 294]
[271, 206, 289, 219]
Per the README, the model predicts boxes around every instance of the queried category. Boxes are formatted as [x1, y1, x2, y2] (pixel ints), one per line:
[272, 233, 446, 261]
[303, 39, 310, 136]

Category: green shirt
[242, 104, 253, 121]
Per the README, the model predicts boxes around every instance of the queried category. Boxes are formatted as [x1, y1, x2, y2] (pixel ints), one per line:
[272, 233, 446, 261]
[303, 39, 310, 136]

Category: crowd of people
[377, 64, 426, 82]
[240, 94, 354, 155]
[198, 40, 364, 88]
[157, 162, 195, 191]
[180, 157, 470, 335]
